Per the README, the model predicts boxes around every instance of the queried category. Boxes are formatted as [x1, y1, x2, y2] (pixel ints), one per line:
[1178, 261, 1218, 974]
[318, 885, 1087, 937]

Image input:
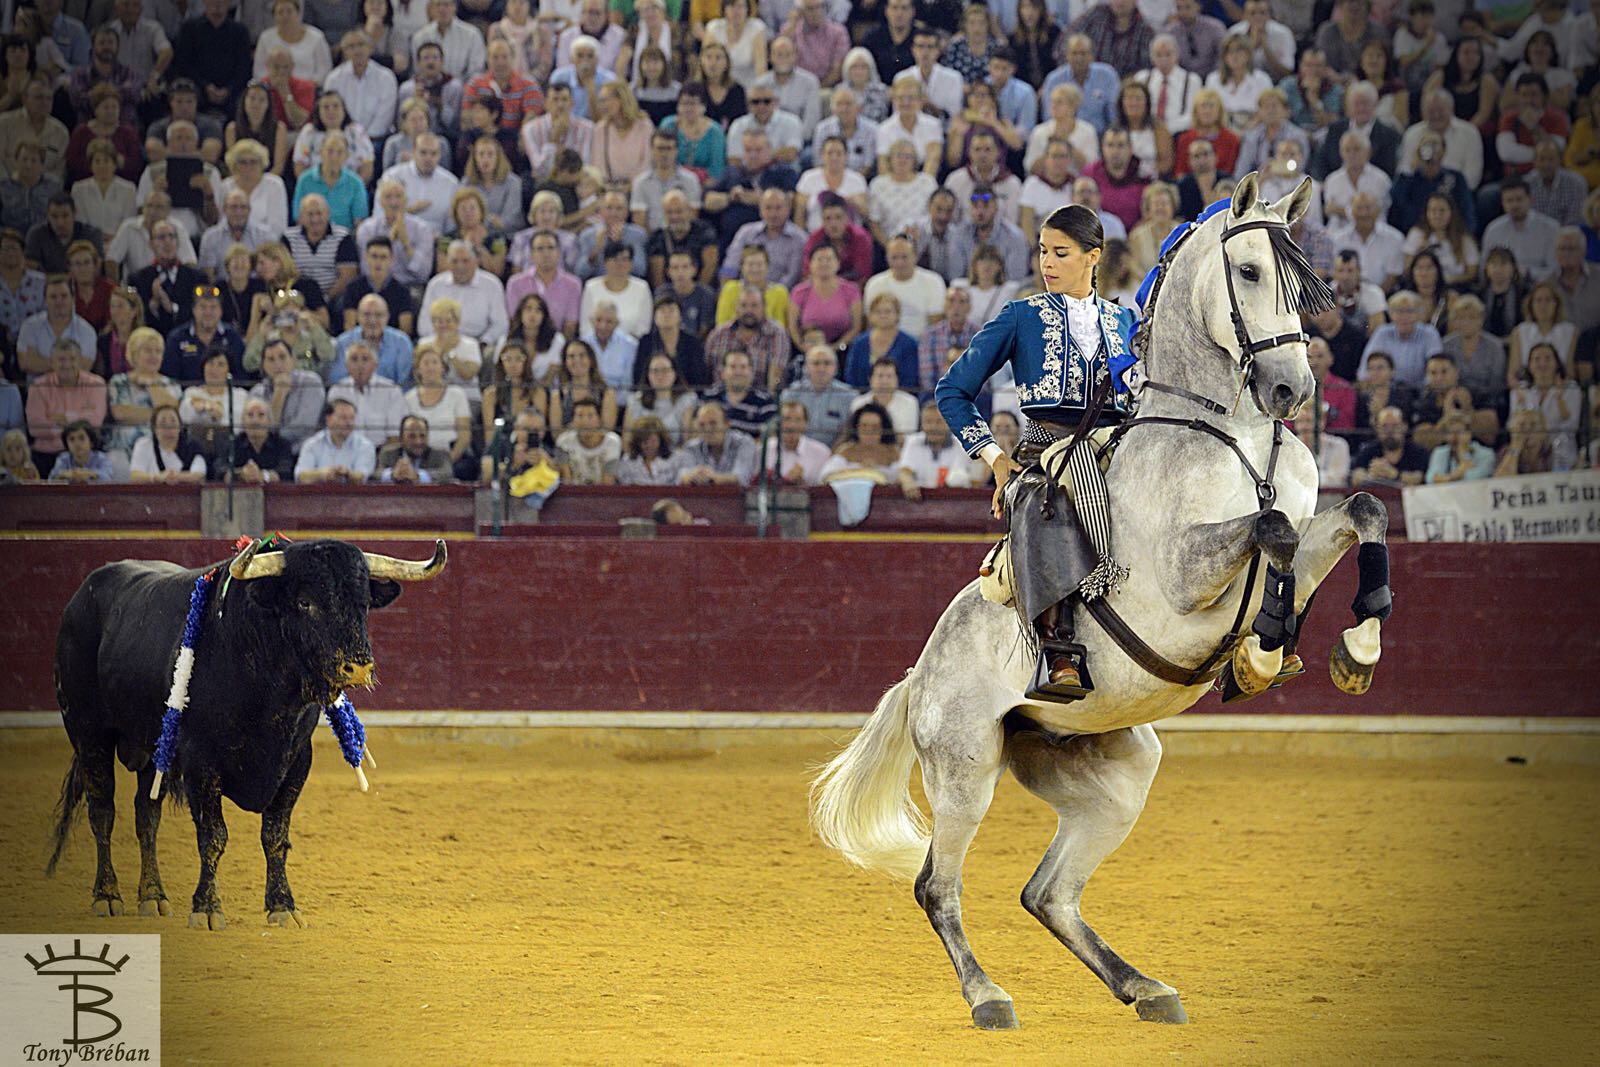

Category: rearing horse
[810, 175, 1393, 1030]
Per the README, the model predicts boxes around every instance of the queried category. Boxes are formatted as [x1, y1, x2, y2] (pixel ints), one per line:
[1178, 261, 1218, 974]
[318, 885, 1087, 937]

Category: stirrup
[1026, 641, 1093, 703]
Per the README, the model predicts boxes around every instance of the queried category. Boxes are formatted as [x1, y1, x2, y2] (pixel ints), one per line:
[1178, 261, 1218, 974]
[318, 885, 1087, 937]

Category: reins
[1081, 420, 1283, 688]
[1068, 200, 1325, 688]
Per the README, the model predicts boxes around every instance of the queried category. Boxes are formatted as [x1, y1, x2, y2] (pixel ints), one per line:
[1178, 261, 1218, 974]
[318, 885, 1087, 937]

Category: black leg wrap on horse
[1252, 564, 1297, 652]
[1352, 542, 1393, 623]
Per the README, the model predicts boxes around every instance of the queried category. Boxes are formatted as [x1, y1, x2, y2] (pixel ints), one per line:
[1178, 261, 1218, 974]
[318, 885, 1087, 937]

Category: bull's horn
[363, 540, 448, 581]
[229, 539, 286, 580]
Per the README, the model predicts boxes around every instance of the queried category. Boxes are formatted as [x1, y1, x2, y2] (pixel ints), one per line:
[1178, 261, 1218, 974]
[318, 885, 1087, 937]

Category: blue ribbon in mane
[1135, 198, 1231, 312]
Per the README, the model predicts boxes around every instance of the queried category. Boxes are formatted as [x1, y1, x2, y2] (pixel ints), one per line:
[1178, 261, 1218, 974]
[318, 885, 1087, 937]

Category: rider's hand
[990, 454, 1021, 520]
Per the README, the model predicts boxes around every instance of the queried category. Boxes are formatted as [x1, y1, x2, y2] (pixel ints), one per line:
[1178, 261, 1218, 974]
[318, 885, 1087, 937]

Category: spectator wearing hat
[163, 283, 245, 381]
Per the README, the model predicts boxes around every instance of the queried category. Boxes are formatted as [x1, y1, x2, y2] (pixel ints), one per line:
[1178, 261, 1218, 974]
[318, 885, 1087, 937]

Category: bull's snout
[339, 660, 377, 689]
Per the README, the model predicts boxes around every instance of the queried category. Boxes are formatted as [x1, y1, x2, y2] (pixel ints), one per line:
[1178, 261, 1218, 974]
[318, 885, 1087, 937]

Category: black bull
[45, 539, 446, 930]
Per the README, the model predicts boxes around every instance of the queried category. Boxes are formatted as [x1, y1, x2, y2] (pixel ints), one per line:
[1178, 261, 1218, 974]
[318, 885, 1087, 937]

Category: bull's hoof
[971, 999, 1020, 1030]
[266, 909, 305, 929]
[1331, 618, 1381, 696]
[1134, 993, 1188, 1024]
[91, 897, 123, 917]
[138, 897, 171, 918]
[188, 910, 226, 931]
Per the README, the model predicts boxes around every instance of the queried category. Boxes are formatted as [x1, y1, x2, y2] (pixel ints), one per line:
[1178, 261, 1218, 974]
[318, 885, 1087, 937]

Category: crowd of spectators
[0, 0, 1596, 494]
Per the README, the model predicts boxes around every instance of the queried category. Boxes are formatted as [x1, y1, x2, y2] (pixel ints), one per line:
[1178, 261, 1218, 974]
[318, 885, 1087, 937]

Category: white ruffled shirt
[1064, 292, 1102, 362]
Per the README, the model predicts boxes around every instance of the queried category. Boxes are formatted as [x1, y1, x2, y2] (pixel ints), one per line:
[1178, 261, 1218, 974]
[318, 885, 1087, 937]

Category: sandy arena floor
[0, 727, 1595, 1065]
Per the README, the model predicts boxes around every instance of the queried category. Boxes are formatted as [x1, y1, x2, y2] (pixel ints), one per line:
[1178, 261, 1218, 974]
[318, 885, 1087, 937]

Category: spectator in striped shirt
[282, 193, 360, 308]
[464, 39, 545, 148]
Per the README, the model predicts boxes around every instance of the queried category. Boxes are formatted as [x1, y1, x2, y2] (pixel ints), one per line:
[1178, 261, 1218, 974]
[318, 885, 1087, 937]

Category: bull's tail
[809, 674, 929, 881]
[45, 754, 85, 877]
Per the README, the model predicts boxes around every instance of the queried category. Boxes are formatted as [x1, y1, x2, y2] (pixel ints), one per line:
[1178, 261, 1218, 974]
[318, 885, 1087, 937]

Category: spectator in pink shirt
[788, 243, 863, 349]
[781, 0, 851, 87]
[1082, 126, 1151, 232]
[505, 228, 583, 338]
[25, 336, 106, 466]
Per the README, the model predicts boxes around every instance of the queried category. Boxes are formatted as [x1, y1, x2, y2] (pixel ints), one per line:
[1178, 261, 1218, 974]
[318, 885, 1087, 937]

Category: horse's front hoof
[1331, 618, 1381, 695]
[188, 909, 226, 931]
[1135, 993, 1188, 1024]
[138, 897, 170, 918]
[266, 909, 305, 929]
[1230, 634, 1281, 696]
[91, 896, 123, 917]
[971, 999, 1020, 1030]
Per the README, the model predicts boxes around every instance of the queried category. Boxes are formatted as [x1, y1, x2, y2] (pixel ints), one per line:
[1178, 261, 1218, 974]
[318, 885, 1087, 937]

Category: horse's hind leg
[1010, 724, 1185, 1023]
[913, 709, 1015, 1029]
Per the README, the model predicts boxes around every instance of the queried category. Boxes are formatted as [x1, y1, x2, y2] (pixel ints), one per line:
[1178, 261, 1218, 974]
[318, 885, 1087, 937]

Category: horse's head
[1187, 173, 1325, 421]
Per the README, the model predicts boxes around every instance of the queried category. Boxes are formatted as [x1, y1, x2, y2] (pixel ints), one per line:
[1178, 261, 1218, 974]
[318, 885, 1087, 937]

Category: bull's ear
[369, 579, 402, 610]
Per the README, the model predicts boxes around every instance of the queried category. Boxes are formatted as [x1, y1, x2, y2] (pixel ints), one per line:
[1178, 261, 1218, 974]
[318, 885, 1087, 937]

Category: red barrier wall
[2, 539, 1595, 717]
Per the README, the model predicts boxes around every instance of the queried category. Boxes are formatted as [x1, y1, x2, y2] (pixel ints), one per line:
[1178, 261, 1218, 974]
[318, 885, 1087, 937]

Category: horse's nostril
[1272, 383, 1294, 408]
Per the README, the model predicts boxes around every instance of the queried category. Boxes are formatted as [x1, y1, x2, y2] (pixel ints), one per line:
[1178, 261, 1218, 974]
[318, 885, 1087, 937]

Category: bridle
[1133, 209, 1314, 419]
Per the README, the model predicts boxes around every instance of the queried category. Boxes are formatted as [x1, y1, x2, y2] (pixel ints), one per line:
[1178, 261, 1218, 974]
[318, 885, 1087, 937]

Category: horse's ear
[1273, 176, 1315, 226]
[1230, 172, 1260, 218]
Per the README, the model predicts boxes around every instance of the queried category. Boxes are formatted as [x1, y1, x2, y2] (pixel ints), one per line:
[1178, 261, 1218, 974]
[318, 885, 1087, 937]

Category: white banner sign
[1402, 470, 1600, 542]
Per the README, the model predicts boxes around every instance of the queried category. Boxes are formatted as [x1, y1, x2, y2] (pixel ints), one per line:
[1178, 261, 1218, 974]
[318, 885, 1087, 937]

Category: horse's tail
[809, 673, 928, 881]
[45, 753, 85, 877]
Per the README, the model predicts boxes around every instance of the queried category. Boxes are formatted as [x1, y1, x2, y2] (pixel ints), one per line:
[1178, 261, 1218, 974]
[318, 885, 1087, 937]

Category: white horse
[810, 175, 1393, 1030]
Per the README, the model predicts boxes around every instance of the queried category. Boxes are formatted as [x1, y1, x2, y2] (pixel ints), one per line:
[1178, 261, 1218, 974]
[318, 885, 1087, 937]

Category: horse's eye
[1240, 264, 1261, 283]
[297, 595, 314, 612]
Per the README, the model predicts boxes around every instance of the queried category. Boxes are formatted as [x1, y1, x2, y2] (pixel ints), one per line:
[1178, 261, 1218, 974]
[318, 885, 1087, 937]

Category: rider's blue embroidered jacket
[934, 292, 1139, 457]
